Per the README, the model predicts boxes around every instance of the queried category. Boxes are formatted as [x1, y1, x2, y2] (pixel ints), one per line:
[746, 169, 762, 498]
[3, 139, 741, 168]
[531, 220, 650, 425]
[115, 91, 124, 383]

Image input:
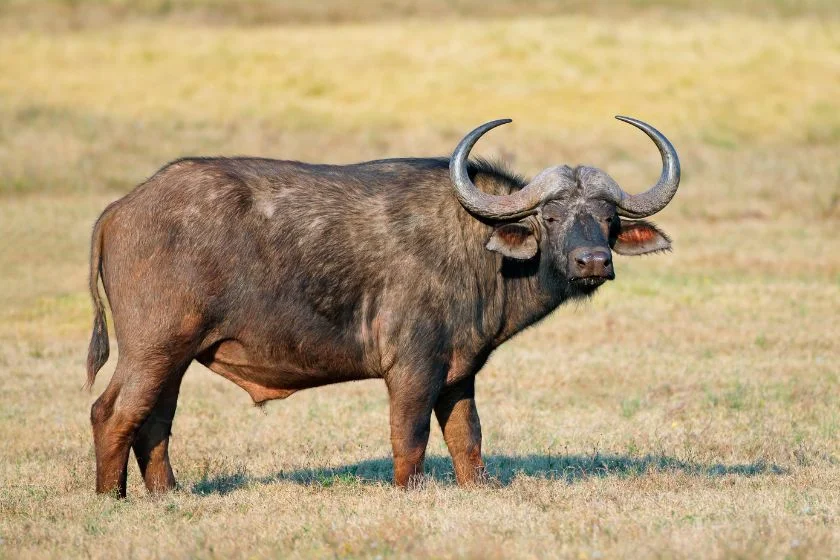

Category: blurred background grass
[3, 0, 840, 28]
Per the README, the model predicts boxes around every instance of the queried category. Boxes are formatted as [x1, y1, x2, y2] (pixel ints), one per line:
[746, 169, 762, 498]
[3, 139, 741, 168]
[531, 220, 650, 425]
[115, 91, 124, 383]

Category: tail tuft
[85, 212, 111, 390]
[85, 304, 109, 390]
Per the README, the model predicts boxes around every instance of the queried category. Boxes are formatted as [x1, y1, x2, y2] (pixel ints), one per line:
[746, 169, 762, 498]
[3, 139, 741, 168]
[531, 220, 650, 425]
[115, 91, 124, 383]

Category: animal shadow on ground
[191, 453, 787, 496]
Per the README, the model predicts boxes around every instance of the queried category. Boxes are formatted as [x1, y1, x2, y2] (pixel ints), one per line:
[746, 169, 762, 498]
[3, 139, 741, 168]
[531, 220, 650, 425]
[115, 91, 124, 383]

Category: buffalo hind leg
[132, 366, 187, 494]
[91, 352, 186, 497]
[387, 374, 442, 488]
[434, 376, 486, 485]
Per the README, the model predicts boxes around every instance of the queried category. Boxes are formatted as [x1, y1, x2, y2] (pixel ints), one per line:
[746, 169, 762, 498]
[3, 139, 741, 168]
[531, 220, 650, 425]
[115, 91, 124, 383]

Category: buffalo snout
[568, 247, 614, 281]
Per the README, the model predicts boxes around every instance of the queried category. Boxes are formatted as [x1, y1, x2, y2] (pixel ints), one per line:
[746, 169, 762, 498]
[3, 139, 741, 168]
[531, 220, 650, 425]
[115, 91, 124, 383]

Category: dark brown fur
[87, 155, 670, 496]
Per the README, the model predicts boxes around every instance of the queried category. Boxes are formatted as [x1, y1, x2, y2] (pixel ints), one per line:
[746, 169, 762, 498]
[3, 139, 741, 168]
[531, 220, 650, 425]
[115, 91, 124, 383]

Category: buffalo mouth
[570, 275, 612, 288]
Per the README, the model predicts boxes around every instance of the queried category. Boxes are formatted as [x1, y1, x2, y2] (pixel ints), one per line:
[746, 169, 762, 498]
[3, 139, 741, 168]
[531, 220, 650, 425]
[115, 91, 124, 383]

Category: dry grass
[1, 2, 839, 559]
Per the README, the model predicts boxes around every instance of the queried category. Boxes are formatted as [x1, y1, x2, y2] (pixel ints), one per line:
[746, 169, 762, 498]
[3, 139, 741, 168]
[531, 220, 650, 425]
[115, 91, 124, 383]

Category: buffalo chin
[568, 276, 611, 297]
[572, 276, 610, 287]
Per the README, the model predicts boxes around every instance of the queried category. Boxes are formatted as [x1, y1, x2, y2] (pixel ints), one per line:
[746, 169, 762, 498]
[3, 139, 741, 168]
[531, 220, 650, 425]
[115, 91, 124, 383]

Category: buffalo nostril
[570, 250, 612, 275]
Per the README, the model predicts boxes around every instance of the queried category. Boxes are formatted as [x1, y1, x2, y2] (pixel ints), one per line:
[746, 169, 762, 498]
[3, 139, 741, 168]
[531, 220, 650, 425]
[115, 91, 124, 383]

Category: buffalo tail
[85, 212, 111, 390]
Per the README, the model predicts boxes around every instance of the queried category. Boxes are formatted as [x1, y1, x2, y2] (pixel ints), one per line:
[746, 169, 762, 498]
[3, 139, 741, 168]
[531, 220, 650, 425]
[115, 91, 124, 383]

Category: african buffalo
[86, 116, 680, 496]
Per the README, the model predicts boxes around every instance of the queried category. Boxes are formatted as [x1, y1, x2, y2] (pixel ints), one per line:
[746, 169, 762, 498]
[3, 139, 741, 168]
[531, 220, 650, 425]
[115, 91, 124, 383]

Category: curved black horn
[449, 119, 566, 220]
[611, 116, 681, 218]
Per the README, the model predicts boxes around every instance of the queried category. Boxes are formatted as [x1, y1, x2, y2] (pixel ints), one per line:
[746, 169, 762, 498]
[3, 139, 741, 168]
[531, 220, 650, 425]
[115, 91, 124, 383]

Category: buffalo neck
[453, 173, 568, 348]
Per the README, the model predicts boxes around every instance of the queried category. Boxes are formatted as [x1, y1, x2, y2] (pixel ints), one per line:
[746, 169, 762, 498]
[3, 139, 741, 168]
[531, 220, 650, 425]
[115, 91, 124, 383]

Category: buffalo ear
[486, 222, 538, 260]
[613, 220, 672, 256]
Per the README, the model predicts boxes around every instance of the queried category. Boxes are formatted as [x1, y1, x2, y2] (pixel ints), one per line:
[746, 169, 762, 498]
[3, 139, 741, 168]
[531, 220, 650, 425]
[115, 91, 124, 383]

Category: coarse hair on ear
[486, 222, 538, 260]
[613, 220, 672, 256]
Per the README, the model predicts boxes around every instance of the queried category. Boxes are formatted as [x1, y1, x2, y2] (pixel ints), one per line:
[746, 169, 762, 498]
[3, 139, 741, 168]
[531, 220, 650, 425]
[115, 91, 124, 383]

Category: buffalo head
[450, 116, 680, 293]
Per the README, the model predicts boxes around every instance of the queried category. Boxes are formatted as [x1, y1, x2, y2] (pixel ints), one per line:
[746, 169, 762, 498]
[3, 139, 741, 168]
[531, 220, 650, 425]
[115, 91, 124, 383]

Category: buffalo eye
[546, 217, 556, 223]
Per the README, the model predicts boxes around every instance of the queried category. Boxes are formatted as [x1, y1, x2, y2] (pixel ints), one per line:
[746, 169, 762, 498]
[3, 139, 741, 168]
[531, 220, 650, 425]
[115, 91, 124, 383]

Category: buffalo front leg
[386, 375, 442, 488]
[132, 367, 186, 494]
[434, 376, 486, 485]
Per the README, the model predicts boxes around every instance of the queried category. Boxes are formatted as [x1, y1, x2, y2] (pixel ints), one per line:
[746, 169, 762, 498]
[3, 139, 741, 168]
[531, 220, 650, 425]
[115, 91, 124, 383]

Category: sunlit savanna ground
[0, 1, 838, 558]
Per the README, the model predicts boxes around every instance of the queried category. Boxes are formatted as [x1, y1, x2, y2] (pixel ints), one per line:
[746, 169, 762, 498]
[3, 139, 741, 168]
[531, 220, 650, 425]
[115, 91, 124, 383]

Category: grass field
[1, 1, 839, 558]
